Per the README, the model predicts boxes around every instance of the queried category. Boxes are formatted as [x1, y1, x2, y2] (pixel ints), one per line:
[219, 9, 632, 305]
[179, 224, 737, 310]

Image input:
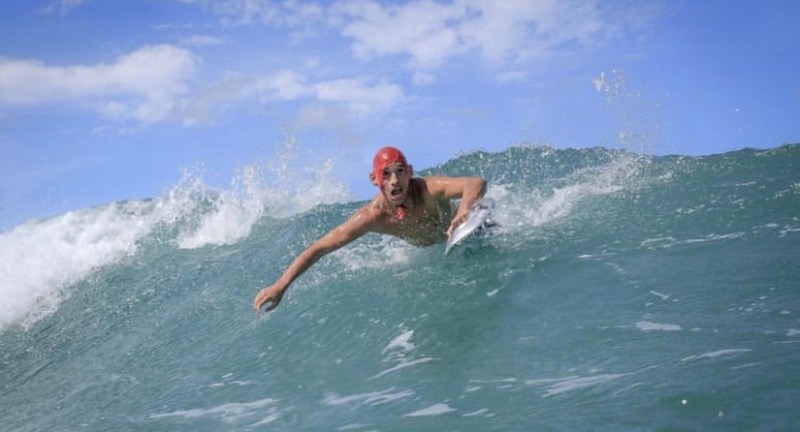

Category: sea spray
[175, 158, 349, 249]
[1, 145, 799, 431]
[0, 201, 161, 330]
[0, 148, 350, 330]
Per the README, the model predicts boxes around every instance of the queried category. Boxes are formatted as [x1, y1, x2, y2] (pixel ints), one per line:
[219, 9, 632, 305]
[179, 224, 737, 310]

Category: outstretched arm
[425, 175, 487, 236]
[253, 208, 374, 312]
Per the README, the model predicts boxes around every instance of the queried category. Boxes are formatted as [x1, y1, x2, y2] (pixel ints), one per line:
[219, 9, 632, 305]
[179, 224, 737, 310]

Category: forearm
[274, 247, 325, 292]
[255, 209, 371, 312]
[458, 178, 487, 212]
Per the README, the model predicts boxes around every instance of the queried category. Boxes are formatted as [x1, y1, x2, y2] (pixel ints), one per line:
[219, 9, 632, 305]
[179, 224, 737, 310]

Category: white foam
[462, 408, 491, 417]
[681, 349, 752, 362]
[731, 362, 762, 370]
[491, 154, 646, 240]
[323, 388, 414, 407]
[641, 237, 678, 248]
[383, 330, 415, 354]
[371, 357, 437, 379]
[636, 320, 682, 331]
[641, 232, 748, 250]
[0, 202, 158, 330]
[149, 397, 277, 421]
[337, 423, 373, 431]
[0, 148, 352, 329]
[177, 156, 350, 249]
[649, 290, 670, 300]
[176, 166, 268, 249]
[527, 373, 631, 397]
[331, 236, 414, 272]
[682, 232, 746, 244]
[403, 403, 456, 417]
[0, 173, 214, 330]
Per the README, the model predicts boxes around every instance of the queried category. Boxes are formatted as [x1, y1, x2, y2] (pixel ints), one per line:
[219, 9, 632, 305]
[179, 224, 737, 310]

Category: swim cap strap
[395, 204, 407, 221]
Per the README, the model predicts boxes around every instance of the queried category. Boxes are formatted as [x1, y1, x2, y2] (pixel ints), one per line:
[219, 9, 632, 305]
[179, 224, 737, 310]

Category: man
[253, 146, 487, 312]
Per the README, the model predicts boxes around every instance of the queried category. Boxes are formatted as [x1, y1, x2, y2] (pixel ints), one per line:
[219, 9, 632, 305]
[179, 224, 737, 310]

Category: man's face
[381, 163, 411, 205]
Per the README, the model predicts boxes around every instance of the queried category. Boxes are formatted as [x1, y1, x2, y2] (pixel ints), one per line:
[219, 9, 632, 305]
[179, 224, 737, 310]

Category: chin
[386, 192, 407, 206]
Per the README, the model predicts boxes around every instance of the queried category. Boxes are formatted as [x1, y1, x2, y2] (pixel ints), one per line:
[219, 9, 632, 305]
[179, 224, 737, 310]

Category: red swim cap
[372, 146, 408, 189]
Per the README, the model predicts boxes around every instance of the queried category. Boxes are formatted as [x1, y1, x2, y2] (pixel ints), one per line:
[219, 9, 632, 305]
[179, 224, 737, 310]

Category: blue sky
[1, 0, 799, 229]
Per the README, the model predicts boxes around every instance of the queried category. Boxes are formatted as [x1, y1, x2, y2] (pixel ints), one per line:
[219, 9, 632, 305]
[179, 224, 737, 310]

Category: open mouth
[390, 187, 403, 196]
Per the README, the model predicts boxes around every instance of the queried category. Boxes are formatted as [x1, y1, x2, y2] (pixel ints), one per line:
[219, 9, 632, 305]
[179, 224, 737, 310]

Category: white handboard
[445, 197, 495, 256]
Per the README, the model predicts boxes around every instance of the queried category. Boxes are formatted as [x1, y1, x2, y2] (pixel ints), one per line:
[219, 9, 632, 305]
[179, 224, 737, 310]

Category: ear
[408, 164, 414, 177]
[369, 172, 378, 186]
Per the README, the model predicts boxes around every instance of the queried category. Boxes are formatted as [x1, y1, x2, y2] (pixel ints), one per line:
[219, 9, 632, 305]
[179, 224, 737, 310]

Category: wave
[1, 144, 797, 333]
[2, 143, 800, 431]
[0, 153, 350, 331]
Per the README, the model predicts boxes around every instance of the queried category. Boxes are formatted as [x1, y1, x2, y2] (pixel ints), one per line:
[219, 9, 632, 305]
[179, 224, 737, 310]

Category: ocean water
[1, 145, 799, 431]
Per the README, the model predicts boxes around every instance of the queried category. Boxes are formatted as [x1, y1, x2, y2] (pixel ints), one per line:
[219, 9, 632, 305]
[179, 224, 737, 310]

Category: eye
[383, 166, 405, 178]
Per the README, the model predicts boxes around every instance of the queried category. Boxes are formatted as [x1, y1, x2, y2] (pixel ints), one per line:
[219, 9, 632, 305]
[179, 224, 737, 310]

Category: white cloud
[211, 0, 326, 43]
[332, 0, 465, 70]
[0, 41, 402, 128]
[212, 0, 324, 27]
[212, 0, 282, 26]
[496, 70, 528, 84]
[331, 0, 627, 71]
[412, 72, 437, 86]
[459, 0, 561, 62]
[0, 45, 197, 124]
[180, 35, 228, 47]
[312, 77, 403, 114]
[291, 104, 367, 144]
[5, 1, 641, 128]
[245, 72, 403, 115]
[236, 70, 401, 113]
[40, 0, 86, 16]
[181, 70, 403, 127]
[210, 1, 653, 78]
[189, 0, 655, 105]
[250, 70, 313, 101]
[180, 75, 251, 126]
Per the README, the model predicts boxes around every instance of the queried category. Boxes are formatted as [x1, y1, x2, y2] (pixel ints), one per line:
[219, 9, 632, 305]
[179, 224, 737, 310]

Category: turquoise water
[2, 145, 799, 431]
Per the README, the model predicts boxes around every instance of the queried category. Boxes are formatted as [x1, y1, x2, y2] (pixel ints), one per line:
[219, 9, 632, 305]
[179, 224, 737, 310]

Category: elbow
[476, 178, 487, 196]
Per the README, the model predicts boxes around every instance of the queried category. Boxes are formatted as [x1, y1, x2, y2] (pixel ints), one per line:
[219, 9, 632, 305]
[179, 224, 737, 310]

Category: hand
[253, 284, 285, 312]
[446, 210, 469, 237]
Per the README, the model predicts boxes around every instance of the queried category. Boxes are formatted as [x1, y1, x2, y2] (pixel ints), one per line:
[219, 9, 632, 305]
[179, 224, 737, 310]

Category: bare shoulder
[357, 197, 385, 219]
[348, 196, 388, 229]
[318, 199, 385, 246]
[421, 175, 484, 198]
[415, 176, 444, 194]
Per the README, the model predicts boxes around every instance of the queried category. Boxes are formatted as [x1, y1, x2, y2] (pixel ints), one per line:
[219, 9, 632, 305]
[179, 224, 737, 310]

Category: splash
[0, 202, 157, 330]
[0, 138, 352, 330]
[177, 137, 351, 249]
[593, 69, 661, 154]
[491, 152, 648, 237]
[330, 236, 415, 273]
[593, 69, 628, 100]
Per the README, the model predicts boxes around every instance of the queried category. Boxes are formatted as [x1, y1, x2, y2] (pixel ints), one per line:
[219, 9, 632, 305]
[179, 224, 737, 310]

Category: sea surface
[2, 145, 799, 431]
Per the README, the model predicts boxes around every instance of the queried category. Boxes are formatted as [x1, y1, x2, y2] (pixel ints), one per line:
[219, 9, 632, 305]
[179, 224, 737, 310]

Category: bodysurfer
[253, 146, 487, 312]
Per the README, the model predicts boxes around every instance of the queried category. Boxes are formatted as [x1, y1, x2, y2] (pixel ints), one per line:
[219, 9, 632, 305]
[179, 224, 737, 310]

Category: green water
[2, 145, 799, 431]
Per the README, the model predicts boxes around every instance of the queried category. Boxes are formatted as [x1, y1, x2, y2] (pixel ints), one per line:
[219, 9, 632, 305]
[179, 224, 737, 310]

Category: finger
[260, 299, 276, 312]
[446, 216, 464, 237]
[254, 291, 267, 310]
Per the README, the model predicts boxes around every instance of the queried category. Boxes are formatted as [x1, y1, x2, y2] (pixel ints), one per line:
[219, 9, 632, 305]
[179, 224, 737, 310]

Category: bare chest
[378, 200, 451, 246]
